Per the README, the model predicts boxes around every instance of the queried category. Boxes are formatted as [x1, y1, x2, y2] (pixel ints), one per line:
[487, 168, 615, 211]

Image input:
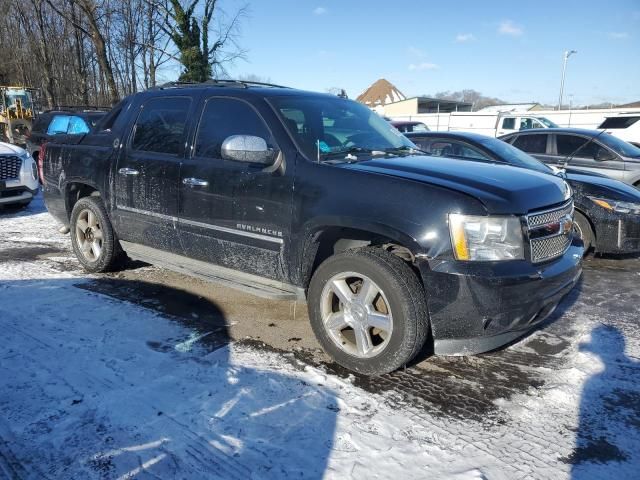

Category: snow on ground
[1, 195, 639, 479]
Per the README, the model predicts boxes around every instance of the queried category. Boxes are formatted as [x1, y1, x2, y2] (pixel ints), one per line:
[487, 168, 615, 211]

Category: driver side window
[520, 118, 535, 130]
[195, 98, 274, 159]
[556, 135, 612, 160]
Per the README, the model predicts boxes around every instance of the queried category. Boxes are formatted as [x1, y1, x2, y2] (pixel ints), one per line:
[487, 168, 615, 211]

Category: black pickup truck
[43, 80, 583, 375]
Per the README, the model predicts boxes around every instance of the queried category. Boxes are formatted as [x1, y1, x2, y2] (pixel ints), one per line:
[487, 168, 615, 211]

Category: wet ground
[57, 238, 639, 431]
[2, 197, 640, 479]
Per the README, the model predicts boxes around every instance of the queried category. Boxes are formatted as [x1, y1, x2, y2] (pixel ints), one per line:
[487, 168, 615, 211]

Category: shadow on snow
[565, 324, 640, 479]
[0, 276, 338, 479]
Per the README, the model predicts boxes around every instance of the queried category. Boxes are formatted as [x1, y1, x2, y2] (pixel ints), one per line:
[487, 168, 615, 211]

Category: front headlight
[449, 214, 524, 261]
[19, 152, 38, 182]
[588, 197, 640, 215]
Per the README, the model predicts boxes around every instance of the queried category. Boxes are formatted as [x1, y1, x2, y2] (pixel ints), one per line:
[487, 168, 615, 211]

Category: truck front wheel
[307, 247, 429, 375]
[70, 196, 123, 273]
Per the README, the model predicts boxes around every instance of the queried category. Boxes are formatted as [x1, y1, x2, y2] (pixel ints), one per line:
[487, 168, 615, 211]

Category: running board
[120, 241, 305, 301]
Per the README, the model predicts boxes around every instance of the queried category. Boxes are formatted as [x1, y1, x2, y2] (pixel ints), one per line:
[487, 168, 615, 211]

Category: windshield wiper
[319, 146, 374, 162]
[383, 145, 427, 156]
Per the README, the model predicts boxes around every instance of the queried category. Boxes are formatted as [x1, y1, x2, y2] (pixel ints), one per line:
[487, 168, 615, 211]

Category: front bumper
[0, 184, 38, 205]
[592, 211, 640, 254]
[419, 239, 583, 355]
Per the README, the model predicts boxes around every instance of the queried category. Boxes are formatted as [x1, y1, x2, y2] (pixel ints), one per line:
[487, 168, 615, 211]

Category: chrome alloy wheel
[75, 209, 104, 262]
[320, 272, 393, 358]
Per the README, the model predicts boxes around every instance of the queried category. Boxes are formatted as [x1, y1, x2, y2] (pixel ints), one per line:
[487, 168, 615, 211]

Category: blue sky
[164, 0, 640, 105]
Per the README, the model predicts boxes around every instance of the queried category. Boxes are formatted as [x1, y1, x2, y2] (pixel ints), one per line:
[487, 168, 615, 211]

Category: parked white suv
[598, 113, 640, 148]
[0, 142, 39, 208]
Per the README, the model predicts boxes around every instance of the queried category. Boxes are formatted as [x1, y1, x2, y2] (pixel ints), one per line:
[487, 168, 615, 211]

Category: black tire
[573, 210, 593, 254]
[70, 196, 123, 273]
[307, 247, 429, 376]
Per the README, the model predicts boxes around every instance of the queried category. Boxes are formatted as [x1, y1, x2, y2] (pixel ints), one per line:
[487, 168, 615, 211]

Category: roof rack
[153, 79, 291, 90]
[43, 105, 110, 112]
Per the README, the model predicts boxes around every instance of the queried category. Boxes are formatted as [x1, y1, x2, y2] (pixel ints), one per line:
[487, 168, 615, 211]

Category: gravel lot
[1, 195, 639, 479]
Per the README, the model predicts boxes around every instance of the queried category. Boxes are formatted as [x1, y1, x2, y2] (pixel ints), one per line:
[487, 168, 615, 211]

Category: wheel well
[302, 227, 417, 288]
[65, 183, 100, 218]
[634, 180, 640, 189]
[574, 206, 596, 246]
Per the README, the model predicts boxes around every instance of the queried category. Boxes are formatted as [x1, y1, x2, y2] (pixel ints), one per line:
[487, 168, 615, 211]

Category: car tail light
[38, 142, 46, 185]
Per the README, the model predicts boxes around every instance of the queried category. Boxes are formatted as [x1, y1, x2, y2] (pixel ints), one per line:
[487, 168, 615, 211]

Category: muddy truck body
[43, 81, 583, 374]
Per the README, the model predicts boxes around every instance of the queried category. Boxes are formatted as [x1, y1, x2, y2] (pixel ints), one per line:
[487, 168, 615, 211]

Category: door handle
[182, 177, 209, 187]
[118, 167, 139, 176]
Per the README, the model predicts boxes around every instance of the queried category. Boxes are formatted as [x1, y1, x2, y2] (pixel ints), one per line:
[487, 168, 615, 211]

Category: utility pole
[558, 50, 577, 110]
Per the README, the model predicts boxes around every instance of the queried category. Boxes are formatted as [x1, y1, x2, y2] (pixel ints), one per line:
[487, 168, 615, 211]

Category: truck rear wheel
[70, 196, 123, 273]
[307, 247, 429, 375]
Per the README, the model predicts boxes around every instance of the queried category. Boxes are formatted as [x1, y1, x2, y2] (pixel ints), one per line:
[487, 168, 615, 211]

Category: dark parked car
[390, 120, 430, 133]
[27, 109, 107, 164]
[43, 80, 581, 375]
[499, 128, 640, 187]
[407, 131, 640, 255]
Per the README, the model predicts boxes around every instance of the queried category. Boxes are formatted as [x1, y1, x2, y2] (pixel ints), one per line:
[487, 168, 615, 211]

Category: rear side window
[502, 118, 516, 129]
[47, 115, 71, 135]
[513, 134, 547, 154]
[556, 134, 609, 159]
[195, 98, 273, 159]
[98, 98, 129, 132]
[32, 115, 50, 133]
[67, 116, 90, 134]
[520, 118, 544, 130]
[132, 97, 191, 155]
[598, 116, 640, 129]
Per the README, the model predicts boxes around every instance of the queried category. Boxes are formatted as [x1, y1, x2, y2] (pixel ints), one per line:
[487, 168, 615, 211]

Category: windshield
[537, 117, 559, 128]
[596, 132, 640, 158]
[477, 136, 554, 174]
[270, 96, 416, 160]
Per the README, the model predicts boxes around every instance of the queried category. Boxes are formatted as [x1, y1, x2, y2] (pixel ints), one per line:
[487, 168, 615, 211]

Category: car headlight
[588, 197, 640, 215]
[564, 180, 572, 200]
[449, 214, 524, 261]
[20, 152, 37, 180]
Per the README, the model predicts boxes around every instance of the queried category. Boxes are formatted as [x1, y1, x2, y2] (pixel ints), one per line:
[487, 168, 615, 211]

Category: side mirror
[594, 148, 615, 162]
[221, 135, 275, 165]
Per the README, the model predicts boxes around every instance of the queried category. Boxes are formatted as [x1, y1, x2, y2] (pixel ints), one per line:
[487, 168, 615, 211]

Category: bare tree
[0, 0, 248, 107]
[430, 89, 506, 111]
[161, 0, 248, 82]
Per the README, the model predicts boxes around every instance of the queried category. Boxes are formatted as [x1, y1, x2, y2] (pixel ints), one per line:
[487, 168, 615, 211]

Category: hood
[0, 142, 26, 156]
[341, 155, 571, 215]
[566, 172, 640, 202]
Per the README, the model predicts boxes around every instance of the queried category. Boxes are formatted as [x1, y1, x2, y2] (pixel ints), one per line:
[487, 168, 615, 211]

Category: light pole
[558, 50, 577, 110]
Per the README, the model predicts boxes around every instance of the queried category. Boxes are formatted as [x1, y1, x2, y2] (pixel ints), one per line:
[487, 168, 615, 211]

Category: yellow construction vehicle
[0, 86, 38, 147]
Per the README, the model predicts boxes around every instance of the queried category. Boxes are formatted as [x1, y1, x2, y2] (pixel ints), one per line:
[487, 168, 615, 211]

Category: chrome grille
[0, 155, 21, 181]
[531, 234, 572, 262]
[527, 201, 574, 228]
[527, 200, 574, 263]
